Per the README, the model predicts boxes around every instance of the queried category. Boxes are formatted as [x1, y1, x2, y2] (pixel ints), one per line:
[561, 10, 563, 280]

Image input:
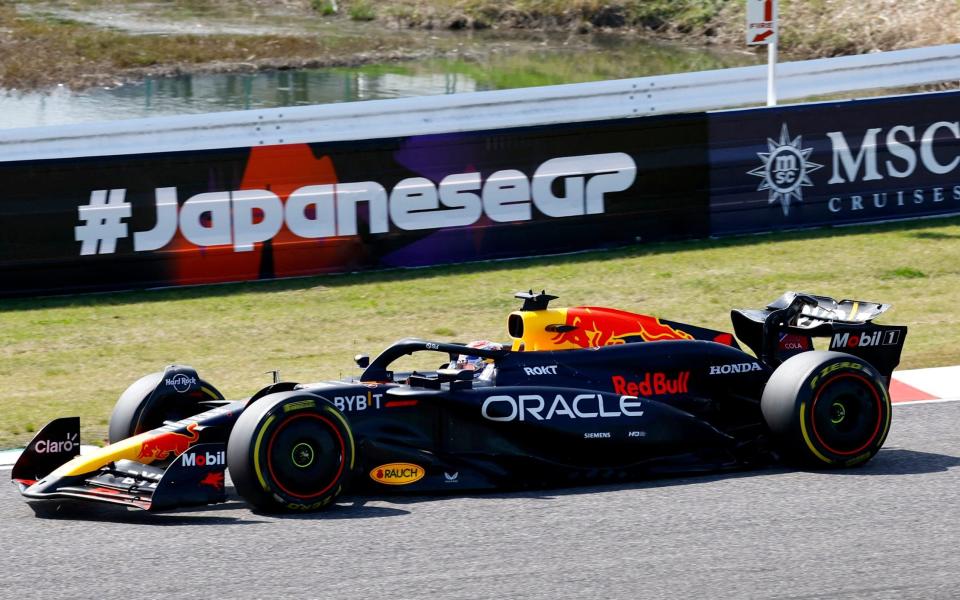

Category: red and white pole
[746, 0, 779, 106]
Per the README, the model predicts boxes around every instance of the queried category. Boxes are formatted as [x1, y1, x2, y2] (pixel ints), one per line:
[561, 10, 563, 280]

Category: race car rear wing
[731, 292, 907, 377]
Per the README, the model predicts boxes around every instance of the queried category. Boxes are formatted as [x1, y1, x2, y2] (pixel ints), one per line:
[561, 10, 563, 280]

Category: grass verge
[2, 216, 960, 447]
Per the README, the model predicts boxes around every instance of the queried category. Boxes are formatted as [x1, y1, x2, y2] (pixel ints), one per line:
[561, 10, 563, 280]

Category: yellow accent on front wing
[799, 403, 833, 464]
[50, 431, 156, 478]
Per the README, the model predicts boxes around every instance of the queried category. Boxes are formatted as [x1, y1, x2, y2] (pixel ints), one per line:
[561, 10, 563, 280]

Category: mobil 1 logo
[830, 329, 902, 350]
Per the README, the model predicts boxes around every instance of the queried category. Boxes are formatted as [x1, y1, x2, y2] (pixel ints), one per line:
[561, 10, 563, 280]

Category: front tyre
[227, 392, 354, 512]
[761, 351, 891, 468]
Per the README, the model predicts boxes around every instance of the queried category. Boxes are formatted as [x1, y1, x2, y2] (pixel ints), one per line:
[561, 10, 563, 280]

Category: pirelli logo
[283, 399, 317, 412]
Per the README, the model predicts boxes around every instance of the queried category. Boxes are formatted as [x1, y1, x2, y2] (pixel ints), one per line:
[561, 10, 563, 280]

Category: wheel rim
[266, 413, 344, 500]
[291, 442, 316, 468]
[830, 402, 847, 424]
[810, 372, 884, 456]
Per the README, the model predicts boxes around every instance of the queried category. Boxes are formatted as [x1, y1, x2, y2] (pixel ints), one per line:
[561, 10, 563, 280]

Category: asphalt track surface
[1, 402, 958, 600]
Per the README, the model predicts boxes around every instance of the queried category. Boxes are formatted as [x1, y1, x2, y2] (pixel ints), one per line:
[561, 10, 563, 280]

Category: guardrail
[0, 44, 958, 163]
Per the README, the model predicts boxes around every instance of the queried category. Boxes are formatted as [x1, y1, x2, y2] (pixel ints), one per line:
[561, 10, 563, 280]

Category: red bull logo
[137, 422, 200, 461]
[612, 372, 690, 396]
[551, 307, 694, 348]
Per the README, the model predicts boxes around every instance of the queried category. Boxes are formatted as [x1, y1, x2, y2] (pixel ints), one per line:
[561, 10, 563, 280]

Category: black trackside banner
[0, 113, 710, 296]
[709, 90, 960, 234]
[4, 89, 960, 297]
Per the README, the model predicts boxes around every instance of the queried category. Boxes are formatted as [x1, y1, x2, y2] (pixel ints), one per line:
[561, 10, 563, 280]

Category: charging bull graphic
[138, 423, 201, 461]
[551, 307, 694, 348]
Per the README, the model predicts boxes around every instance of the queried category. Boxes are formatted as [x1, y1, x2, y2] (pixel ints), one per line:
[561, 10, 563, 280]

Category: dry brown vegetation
[712, 0, 960, 57]
[0, 3, 432, 89]
[337, 0, 960, 57]
[1, 1, 957, 90]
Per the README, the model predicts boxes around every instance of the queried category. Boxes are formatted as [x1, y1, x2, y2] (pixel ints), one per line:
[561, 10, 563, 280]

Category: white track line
[0, 445, 99, 469]
[893, 397, 960, 406]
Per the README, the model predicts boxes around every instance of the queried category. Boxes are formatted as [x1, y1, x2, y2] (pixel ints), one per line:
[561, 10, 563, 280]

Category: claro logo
[34, 432, 78, 454]
[76, 153, 636, 255]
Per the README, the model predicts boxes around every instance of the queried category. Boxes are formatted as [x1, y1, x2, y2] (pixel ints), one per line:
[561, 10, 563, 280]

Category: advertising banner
[5, 88, 957, 297]
[709, 90, 960, 234]
[0, 113, 710, 296]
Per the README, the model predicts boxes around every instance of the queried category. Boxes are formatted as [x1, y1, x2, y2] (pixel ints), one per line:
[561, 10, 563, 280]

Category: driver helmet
[453, 340, 503, 371]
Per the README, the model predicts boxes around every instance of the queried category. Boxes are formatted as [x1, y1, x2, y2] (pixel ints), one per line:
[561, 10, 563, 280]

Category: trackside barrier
[0, 44, 959, 162]
[0, 113, 712, 295]
[709, 91, 960, 233]
[1, 49, 960, 296]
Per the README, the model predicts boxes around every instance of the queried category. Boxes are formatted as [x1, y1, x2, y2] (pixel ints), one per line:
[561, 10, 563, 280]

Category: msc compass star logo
[747, 124, 823, 215]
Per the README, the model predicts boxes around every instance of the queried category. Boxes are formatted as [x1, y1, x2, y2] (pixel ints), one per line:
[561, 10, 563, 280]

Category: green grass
[312, 0, 339, 16]
[347, 0, 376, 21]
[883, 267, 927, 280]
[3, 216, 960, 447]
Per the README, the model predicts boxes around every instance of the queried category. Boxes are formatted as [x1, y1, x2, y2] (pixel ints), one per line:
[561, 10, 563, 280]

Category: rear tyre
[761, 351, 891, 468]
[108, 368, 223, 443]
[227, 392, 354, 513]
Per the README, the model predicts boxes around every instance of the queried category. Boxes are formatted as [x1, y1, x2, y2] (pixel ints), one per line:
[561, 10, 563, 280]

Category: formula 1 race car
[12, 291, 907, 513]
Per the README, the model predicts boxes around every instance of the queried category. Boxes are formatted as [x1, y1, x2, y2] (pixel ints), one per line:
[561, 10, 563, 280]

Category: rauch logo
[370, 463, 424, 485]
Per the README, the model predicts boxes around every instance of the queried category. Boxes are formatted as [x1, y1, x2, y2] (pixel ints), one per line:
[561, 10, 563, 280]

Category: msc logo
[370, 463, 425, 485]
[747, 124, 823, 216]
